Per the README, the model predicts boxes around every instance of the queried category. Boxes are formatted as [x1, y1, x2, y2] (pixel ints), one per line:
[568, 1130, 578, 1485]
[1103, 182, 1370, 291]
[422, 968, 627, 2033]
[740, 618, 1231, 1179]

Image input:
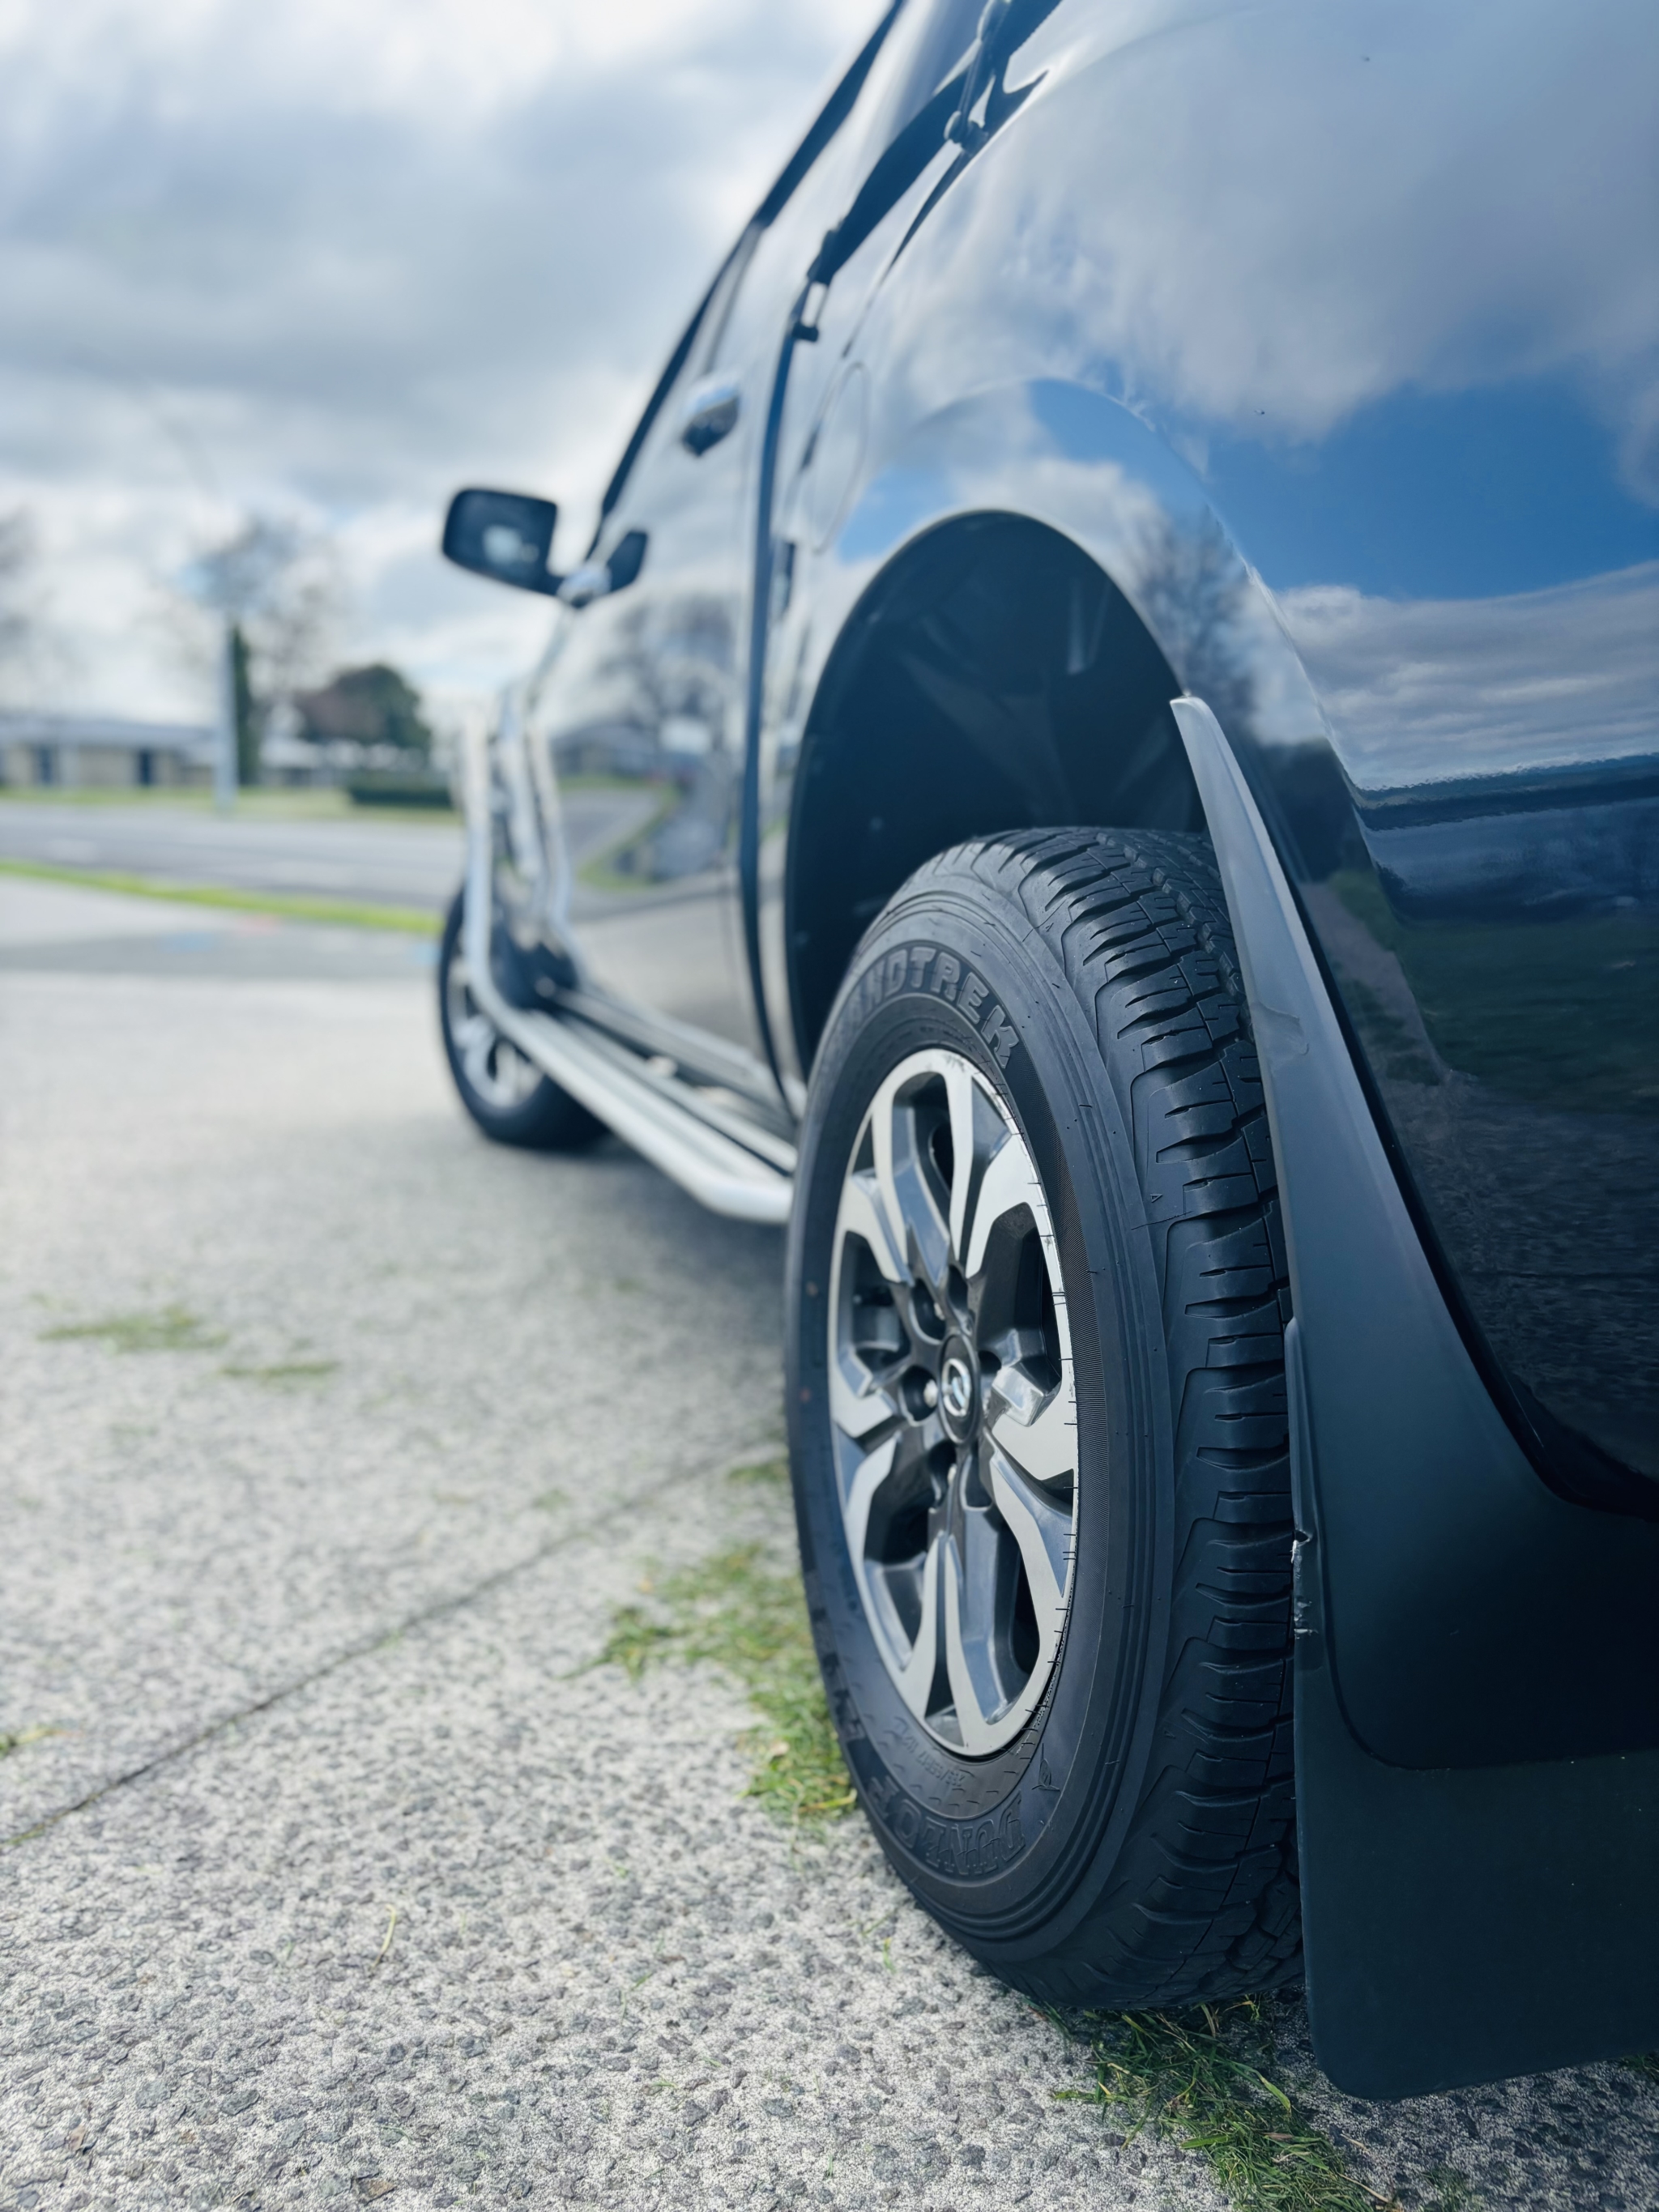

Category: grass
[1624, 2051, 1659, 2083]
[1054, 2002, 1395, 2212]
[589, 1543, 855, 1824]
[0, 857, 437, 934]
[0, 1725, 61, 1758]
[724, 1455, 790, 1488]
[41, 1304, 226, 1353]
[220, 1359, 339, 1385]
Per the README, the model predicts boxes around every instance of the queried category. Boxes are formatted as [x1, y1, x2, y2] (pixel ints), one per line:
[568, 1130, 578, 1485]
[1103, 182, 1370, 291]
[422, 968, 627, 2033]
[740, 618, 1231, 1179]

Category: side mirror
[442, 488, 561, 595]
[441, 487, 646, 604]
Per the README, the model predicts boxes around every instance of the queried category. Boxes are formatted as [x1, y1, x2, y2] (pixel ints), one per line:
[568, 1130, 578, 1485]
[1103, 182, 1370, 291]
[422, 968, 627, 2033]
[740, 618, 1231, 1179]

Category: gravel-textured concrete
[2, 880, 1657, 2212]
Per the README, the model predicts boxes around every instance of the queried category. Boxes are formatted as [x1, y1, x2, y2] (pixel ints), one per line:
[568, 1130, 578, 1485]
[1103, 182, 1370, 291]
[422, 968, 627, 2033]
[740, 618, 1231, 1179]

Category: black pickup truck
[435, 0, 1659, 2098]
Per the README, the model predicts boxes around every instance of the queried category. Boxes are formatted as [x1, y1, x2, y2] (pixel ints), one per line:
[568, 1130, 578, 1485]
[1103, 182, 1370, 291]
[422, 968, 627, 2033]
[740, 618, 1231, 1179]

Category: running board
[489, 989, 795, 1221]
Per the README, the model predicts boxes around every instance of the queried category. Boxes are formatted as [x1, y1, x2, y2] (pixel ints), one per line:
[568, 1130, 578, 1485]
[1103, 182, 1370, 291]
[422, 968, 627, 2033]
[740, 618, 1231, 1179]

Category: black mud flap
[1174, 697, 1659, 2098]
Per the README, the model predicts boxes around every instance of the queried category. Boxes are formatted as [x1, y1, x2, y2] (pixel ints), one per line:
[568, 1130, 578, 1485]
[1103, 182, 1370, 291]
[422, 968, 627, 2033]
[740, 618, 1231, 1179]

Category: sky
[0, 0, 877, 727]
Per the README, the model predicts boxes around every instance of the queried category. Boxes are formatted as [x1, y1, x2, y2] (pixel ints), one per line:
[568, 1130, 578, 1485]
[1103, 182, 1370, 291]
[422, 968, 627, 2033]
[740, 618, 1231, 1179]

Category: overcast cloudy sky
[0, 0, 876, 725]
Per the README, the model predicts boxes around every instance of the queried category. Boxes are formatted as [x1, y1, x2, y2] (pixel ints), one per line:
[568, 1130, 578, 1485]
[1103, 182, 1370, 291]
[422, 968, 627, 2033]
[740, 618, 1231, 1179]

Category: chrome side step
[459, 726, 793, 1224]
[485, 995, 795, 1222]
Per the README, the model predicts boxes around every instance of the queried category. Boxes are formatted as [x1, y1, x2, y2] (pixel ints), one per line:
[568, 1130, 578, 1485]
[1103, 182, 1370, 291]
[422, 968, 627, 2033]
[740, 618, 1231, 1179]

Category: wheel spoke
[829, 1349, 899, 1442]
[960, 1125, 1043, 1278]
[454, 1011, 498, 1097]
[942, 1503, 1009, 1754]
[836, 1171, 906, 1285]
[496, 1041, 537, 1103]
[872, 1072, 950, 1287]
[988, 1379, 1077, 1490]
[892, 1529, 948, 1723]
[943, 1057, 979, 1264]
[839, 1433, 897, 1558]
[985, 1441, 1073, 1630]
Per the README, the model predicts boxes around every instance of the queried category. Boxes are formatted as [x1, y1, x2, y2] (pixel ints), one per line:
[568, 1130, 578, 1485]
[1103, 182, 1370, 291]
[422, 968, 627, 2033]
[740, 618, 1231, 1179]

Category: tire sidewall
[787, 872, 1176, 1954]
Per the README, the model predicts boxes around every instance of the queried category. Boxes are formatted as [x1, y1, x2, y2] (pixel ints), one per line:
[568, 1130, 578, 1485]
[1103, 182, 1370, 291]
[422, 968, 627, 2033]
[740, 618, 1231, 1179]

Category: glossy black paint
[742, 0, 1659, 1510]
[446, 0, 1659, 2087]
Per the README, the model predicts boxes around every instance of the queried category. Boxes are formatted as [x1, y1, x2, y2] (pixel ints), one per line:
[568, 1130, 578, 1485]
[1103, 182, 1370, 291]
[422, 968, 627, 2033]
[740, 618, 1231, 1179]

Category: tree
[1134, 509, 1257, 744]
[230, 624, 258, 786]
[184, 516, 341, 786]
[296, 663, 432, 761]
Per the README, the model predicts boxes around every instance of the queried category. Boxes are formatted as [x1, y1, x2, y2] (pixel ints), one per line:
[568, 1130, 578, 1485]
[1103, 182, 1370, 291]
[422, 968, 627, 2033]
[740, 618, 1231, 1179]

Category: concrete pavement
[1, 877, 1655, 2212]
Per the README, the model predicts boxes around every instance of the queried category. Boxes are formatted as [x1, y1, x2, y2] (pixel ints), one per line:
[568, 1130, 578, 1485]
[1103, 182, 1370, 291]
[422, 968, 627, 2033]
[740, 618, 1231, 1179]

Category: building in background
[0, 710, 214, 789]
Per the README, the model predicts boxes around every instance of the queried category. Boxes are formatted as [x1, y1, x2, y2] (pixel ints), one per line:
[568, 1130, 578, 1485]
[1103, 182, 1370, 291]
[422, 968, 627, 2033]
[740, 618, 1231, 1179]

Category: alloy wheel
[444, 952, 543, 1110]
[827, 1048, 1078, 1756]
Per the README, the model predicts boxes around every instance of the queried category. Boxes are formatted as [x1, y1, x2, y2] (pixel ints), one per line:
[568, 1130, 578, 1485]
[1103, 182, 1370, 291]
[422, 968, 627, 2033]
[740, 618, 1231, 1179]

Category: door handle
[680, 375, 741, 457]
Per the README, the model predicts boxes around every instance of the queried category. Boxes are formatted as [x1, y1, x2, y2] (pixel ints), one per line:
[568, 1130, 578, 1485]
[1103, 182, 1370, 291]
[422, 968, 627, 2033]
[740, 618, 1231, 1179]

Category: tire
[785, 828, 1299, 2006]
[437, 890, 606, 1153]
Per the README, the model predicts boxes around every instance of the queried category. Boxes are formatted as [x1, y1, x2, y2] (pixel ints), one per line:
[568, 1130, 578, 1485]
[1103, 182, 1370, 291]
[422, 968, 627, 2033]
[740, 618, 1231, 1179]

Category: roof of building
[0, 710, 216, 759]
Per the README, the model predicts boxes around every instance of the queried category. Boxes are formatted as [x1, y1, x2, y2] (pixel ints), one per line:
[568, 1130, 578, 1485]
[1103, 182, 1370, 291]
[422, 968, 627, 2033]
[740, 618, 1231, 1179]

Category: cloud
[0, 0, 877, 718]
[891, 0, 1657, 457]
[1280, 563, 1659, 786]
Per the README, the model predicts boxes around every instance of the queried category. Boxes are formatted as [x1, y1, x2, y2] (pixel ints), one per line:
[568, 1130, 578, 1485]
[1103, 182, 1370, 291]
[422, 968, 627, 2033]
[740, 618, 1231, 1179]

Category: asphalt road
[1, 876, 1655, 2212]
[0, 791, 654, 916]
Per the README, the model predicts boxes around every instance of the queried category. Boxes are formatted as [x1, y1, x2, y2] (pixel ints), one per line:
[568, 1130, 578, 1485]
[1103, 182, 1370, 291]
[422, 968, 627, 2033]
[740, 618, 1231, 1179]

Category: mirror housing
[441, 488, 647, 605]
[441, 488, 561, 595]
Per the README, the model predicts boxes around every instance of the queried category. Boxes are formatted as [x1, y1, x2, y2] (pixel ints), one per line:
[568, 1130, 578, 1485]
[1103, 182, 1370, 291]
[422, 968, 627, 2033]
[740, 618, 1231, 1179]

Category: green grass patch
[590, 1545, 855, 1823]
[0, 858, 437, 934]
[1624, 2051, 1659, 2083]
[220, 1359, 339, 1384]
[1055, 2002, 1393, 2212]
[726, 1455, 790, 1488]
[0, 1725, 61, 1758]
[1419, 2170, 1477, 2212]
[41, 1304, 226, 1353]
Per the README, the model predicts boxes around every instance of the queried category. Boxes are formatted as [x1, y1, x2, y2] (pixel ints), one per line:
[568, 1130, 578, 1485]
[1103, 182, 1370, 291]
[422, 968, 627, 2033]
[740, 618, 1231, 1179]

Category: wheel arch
[768, 377, 1343, 1076]
[783, 507, 1207, 1069]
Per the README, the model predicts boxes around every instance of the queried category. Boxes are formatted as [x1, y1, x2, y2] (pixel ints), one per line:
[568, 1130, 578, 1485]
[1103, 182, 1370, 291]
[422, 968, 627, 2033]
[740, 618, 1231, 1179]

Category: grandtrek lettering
[850, 944, 1020, 1068]
[979, 1003, 1017, 1069]
[862, 1774, 1028, 1875]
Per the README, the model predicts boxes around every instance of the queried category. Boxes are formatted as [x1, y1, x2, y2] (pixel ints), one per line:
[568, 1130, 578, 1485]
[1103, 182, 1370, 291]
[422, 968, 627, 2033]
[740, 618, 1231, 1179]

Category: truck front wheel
[786, 828, 1300, 2005]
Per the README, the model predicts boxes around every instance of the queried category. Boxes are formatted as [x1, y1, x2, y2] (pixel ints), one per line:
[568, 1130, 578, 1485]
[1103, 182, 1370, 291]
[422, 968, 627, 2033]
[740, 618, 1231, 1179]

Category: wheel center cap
[938, 1335, 979, 1443]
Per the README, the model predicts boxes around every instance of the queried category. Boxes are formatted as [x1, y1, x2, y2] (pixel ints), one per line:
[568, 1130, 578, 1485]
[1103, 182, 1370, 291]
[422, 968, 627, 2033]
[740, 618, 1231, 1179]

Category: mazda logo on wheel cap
[938, 1336, 979, 1441]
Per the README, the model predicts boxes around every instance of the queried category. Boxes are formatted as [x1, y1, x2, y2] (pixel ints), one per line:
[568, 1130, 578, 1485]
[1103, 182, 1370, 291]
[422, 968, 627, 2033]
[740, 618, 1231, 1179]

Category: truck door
[525, 16, 901, 1101]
